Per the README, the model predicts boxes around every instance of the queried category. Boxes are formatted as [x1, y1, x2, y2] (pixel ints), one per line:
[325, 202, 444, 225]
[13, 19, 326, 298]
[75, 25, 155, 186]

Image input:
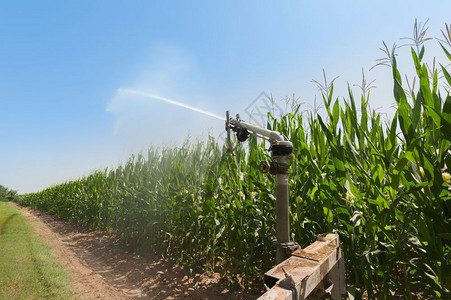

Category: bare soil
[10, 202, 256, 300]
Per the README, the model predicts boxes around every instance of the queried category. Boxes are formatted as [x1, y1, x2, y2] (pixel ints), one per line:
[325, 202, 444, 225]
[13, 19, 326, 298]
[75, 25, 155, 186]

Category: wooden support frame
[259, 234, 346, 300]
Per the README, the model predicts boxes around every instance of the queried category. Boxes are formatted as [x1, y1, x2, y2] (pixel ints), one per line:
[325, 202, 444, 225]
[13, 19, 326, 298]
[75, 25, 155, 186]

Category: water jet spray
[119, 88, 225, 121]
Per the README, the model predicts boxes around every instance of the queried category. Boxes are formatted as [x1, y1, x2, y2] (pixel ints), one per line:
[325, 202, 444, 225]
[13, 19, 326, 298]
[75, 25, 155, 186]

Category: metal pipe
[229, 118, 287, 142]
[226, 112, 297, 264]
[275, 156, 290, 263]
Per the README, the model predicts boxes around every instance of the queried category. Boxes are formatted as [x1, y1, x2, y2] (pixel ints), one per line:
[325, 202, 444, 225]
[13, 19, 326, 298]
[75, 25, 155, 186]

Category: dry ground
[10, 202, 256, 300]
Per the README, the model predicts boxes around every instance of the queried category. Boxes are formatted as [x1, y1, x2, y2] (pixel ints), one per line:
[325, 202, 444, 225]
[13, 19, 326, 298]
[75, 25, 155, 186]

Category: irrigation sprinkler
[225, 111, 299, 263]
[226, 111, 346, 299]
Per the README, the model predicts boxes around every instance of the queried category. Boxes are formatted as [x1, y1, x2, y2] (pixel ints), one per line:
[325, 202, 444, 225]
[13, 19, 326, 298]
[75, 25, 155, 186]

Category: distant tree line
[0, 185, 18, 201]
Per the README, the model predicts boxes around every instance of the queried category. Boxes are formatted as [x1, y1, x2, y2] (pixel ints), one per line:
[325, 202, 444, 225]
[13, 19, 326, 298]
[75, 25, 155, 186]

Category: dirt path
[10, 203, 255, 299]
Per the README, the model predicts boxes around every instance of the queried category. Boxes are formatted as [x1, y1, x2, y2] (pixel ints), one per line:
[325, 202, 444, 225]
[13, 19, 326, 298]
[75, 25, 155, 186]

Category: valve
[260, 160, 289, 175]
[260, 160, 271, 173]
[236, 127, 250, 142]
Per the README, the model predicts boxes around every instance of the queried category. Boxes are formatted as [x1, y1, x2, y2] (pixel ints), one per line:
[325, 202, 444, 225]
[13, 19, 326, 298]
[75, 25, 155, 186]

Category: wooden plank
[259, 234, 343, 300]
[259, 285, 292, 300]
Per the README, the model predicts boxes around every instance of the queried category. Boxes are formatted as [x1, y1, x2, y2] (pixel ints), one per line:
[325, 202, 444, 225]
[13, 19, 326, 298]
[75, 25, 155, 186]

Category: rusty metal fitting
[260, 161, 290, 175]
[270, 141, 293, 157]
[273, 240, 300, 256]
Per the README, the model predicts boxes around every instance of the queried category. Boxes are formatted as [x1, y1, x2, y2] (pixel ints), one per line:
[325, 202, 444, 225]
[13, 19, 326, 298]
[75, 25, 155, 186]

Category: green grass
[0, 202, 73, 300]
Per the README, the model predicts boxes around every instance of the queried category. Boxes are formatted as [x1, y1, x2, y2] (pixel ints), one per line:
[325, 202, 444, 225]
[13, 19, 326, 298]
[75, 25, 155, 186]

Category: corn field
[18, 25, 450, 298]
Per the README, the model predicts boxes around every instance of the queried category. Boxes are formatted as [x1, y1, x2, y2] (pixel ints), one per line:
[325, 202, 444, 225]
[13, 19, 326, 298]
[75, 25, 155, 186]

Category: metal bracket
[260, 161, 290, 175]
[273, 240, 300, 256]
[278, 268, 298, 300]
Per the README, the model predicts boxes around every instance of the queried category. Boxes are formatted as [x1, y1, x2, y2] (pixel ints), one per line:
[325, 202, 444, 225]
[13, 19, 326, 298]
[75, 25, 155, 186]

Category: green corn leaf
[389, 113, 398, 145]
[432, 68, 438, 95]
[333, 99, 340, 129]
[441, 64, 451, 87]
[440, 43, 451, 61]
[412, 94, 422, 130]
[443, 95, 451, 123]
[419, 45, 425, 61]
[420, 65, 432, 101]
[398, 99, 414, 142]
[394, 157, 409, 175]
[323, 206, 333, 223]
[412, 47, 422, 75]
[424, 105, 451, 140]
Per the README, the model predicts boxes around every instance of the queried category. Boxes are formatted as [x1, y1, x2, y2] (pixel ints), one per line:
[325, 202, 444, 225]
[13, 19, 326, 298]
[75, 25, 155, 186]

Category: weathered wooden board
[259, 234, 346, 300]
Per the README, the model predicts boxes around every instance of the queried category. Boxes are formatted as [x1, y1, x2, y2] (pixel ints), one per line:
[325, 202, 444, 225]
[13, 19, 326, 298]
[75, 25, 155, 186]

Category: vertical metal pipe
[274, 156, 290, 264]
[227, 113, 295, 264]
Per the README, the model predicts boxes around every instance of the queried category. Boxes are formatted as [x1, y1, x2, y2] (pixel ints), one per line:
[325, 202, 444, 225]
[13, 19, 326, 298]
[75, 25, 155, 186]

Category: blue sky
[1, 1, 450, 193]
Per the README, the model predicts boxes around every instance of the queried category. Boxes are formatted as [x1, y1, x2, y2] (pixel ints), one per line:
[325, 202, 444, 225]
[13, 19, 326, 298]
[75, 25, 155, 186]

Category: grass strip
[0, 202, 73, 300]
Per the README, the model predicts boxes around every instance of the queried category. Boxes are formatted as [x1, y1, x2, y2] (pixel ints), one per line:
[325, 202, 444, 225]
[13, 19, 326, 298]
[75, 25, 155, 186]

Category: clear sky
[1, 1, 450, 193]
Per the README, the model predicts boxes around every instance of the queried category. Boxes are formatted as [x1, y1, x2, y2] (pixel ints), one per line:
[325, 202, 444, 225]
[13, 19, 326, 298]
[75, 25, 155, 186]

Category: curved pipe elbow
[269, 131, 288, 142]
